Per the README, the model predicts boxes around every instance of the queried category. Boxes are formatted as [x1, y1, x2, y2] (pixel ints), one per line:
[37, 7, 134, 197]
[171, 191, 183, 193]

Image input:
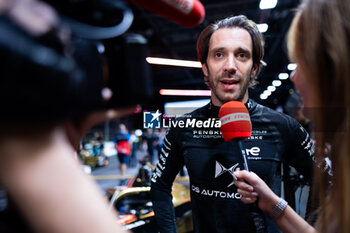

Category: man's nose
[223, 55, 237, 74]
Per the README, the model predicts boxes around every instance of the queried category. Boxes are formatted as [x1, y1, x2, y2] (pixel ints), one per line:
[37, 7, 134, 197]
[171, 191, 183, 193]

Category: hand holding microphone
[219, 101, 268, 233]
[234, 170, 282, 216]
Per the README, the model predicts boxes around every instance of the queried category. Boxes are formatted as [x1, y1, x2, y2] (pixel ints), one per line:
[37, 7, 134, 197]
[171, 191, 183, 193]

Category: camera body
[0, 0, 153, 123]
[103, 34, 153, 109]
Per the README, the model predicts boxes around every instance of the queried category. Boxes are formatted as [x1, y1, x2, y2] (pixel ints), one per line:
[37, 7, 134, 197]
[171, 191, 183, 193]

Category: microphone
[125, 0, 205, 28]
[219, 101, 267, 233]
[219, 101, 251, 170]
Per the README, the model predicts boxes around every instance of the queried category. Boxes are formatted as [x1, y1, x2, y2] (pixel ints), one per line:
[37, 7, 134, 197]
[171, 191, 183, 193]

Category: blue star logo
[143, 110, 162, 129]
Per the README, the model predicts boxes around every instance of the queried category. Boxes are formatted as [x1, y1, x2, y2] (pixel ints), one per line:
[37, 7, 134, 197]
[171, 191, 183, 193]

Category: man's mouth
[220, 80, 239, 85]
[219, 78, 240, 90]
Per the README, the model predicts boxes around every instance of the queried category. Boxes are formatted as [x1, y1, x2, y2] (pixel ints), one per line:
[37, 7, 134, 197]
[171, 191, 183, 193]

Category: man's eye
[238, 53, 246, 58]
[215, 52, 223, 58]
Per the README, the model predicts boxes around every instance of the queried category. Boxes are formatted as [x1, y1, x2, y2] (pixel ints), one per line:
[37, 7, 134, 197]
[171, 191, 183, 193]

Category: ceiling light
[257, 24, 268, 33]
[278, 73, 289, 80]
[146, 57, 201, 68]
[267, 86, 276, 92]
[263, 90, 271, 96]
[272, 80, 282, 86]
[259, 0, 278, 9]
[287, 63, 297, 71]
[260, 94, 268, 100]
[159, 89, 211, 96]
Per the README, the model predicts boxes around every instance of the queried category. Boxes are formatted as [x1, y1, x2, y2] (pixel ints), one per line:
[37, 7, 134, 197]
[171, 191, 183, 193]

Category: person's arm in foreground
[234, 170, 317, 233]
[0, 107, 135, 233]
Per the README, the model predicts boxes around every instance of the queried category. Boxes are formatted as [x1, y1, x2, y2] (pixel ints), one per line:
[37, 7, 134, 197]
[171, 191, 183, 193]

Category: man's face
[202, 28, 257, 106]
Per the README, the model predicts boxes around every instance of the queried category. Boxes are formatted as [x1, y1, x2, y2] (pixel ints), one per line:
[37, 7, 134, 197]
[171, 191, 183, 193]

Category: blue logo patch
[143, 110, 162, 129]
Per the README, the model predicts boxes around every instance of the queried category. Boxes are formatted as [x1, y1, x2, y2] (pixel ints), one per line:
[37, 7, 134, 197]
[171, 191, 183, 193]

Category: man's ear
[202, 63, 209, 84]
[202, 63, 208, 76]
[250, 63, 258, 78]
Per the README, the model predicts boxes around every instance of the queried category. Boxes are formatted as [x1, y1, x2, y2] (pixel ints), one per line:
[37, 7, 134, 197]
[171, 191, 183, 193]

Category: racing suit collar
[208, 99, 256, 112]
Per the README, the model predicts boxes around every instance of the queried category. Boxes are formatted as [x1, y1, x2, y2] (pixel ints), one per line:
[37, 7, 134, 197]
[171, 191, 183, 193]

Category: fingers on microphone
[240, 196, 257, 204]
[235, 180, 254, 192]
[237, 188, 258, 198]
[234, 170, 260, 187]
[237, 188, 258, 204]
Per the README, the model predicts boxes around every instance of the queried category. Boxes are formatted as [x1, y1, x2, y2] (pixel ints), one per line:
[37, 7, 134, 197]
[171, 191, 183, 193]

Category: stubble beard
[209, 69, 252, 104]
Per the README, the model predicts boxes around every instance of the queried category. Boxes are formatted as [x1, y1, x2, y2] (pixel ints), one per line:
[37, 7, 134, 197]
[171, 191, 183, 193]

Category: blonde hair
[287, 0, 350, 232]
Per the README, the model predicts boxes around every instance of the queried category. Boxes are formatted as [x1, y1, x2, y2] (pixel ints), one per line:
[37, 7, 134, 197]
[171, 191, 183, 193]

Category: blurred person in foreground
[0, 0, 133, 232]
[235, 0, 350, 232]
[0, 109, 135, 233]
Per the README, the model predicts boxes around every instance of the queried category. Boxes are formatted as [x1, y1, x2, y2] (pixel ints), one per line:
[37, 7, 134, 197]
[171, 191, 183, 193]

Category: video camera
[0, 0, 153, 123]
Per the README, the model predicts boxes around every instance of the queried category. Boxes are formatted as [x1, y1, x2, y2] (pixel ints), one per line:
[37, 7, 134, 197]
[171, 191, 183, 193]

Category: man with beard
[151, 15, 314, 233]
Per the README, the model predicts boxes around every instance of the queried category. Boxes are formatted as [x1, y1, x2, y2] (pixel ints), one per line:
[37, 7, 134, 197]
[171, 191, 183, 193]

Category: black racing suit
[151, 99, 314, 233]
